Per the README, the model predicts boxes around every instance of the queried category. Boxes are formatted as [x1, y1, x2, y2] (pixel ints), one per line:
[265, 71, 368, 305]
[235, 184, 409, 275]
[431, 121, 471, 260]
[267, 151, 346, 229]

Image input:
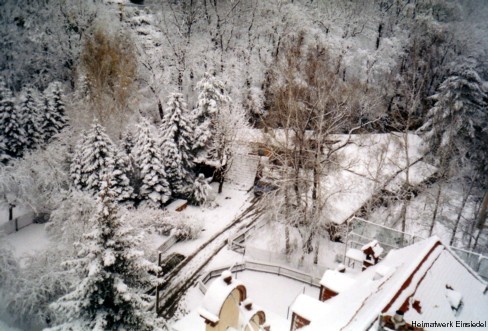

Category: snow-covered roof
[239, 299, 266, 328]
[361, 239, 384, 258]
[199, 271, 245, 323]
[319, 270, 356, 294]
[292, 236, 488, 330]
[346, 248, 366, 262]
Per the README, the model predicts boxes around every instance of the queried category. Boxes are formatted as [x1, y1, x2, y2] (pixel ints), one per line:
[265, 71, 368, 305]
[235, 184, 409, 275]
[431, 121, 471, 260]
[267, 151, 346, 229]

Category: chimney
[221, 270, 233, 285]
[392, 310, 406, 330]
[243, 298, 253, 310]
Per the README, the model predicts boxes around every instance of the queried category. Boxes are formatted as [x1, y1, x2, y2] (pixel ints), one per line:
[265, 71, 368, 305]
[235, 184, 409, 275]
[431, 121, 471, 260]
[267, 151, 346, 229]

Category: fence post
[156, 284, 160, 314]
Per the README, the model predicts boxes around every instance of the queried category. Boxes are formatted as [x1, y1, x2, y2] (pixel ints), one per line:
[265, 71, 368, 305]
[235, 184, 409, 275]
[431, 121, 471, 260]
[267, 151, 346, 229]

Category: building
[173, 270, 269, 331]
[290, 236, 488, 330]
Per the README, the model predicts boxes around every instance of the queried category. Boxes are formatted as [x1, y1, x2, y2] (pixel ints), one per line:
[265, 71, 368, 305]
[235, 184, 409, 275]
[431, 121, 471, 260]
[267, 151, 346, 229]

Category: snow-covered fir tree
[70, 130, 88, 191]
[189, 173, 211, 206]
[70, 122, 116, 195]
[41, 82, 67, 142]
[121, 129, 135, 156]
[192, 73, 230, 160]
[418, 61, 488, 187]
[160, 93, 195, 197]
[0, 79, 25, 163]
[47, 182, 163, 331]
[69, 122, 133, 203]
[19, 87, 43, 149]
[132, 119, 171, 208]
[111, 148, 134, 204]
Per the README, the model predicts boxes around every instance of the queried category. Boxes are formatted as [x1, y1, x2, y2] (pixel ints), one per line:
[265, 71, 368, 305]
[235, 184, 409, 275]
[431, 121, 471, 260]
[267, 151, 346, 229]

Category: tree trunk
[313, 237, 319, 265]
[285, 225, 291, 255]
[218, 176, 224, 194]
[8, 204, 14, 221]
[477, 191, 488, 230]
[429, 184, 442, 236]
[450, 177, 476, 246]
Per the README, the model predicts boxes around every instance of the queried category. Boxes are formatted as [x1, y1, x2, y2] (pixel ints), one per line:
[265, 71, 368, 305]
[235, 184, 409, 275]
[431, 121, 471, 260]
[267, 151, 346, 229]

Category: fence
[244, 245, 328, 278]
[198, 260, 321, 294]
[0, 212, 35, 235]
[346, 217, 423, 252]
[345, 217, 488, 281]
[228, 216, 269, 252]
[158, 235, 178, 254]
[450, 246, 488, 280]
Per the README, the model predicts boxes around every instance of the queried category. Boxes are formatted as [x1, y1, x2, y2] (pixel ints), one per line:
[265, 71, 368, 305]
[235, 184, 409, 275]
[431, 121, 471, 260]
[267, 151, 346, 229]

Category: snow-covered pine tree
[70, 130, 89, 191]
[19, 87, 43, 149]
[41, 82, 68, 142]
[160, 93, 194, 197]
[192, 73, 230, 161]
[189, 173, 211, 206]
[77, 122, 116, 195]
[121, 129, 135, 156]
[133, 119, 171, 208]
[111, 148, 134, 204]
[47, 182, 163, 331]
[0, 79, 25, 163]
[418, 61, 488, 186]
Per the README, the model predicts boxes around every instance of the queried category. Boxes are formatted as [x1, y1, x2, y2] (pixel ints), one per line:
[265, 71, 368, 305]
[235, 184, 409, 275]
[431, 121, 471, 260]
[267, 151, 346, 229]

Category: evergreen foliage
[192, 73, 230, 160]
[19, 87, 43, 149]
[42, 82, 68, 142]
[70, 123, 133, 203]
[47, 183, 163, 331]
[419, 61, 488, 187]
[121, 130, 135, 156]
[0, 79, 25, 162]
[111, 149, 134, 204]
[160, 93, 195, 197]
[132, 119, 171, 208]
[189, 173, 211, 206]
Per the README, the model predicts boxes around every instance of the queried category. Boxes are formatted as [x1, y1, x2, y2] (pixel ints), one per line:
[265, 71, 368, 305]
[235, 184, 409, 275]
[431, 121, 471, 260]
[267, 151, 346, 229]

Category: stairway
[225, 154, 261, 191]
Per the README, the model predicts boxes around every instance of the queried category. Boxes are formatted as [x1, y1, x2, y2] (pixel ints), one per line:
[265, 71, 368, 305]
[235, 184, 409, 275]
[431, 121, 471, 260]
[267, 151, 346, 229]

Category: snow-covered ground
[164, 183, 251, 257]
[245, 222, 344, 277]
[0, 320, 22, 331]
[3, 224, 50, 266]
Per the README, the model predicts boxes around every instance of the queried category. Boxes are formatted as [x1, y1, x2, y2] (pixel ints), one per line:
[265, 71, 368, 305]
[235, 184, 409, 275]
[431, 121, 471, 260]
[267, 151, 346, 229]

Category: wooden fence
[0, 212, 35, 235]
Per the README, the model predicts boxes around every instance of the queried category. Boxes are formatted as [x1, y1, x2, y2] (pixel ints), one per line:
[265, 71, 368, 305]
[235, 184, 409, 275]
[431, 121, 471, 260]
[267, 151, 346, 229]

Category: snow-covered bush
[7, 246, 75, 331]
[0, 235, 18, 294]
[171, 215, 203, 241]
[0, 136, 70, 214]
[189, 173, 211, 206]
[46, 190, 99, 244]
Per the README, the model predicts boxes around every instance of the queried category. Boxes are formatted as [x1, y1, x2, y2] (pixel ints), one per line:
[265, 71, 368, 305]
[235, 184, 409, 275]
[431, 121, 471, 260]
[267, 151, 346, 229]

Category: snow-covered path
[156, 198, 263, 320]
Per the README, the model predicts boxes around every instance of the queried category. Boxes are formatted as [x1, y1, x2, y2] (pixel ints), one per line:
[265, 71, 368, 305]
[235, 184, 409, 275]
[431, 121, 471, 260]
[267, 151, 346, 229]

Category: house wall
[206, 288, 242, 331]
[244, 314, 263, 331]
[290, 312, 310, 331]
[319, 286, 338, 301]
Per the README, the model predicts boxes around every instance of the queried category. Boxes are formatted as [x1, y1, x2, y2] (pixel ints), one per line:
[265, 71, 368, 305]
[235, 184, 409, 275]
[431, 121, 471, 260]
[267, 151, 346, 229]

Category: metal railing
[344, 217, 488, 280]
[198, 260, 321, 294]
